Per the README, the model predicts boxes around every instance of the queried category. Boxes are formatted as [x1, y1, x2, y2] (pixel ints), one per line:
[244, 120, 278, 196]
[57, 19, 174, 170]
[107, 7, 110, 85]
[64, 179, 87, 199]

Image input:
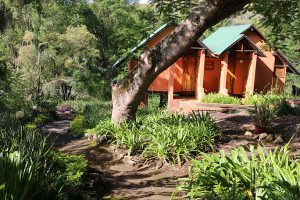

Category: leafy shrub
[178, 144, 300, 199]
[251, 102, 276, 128]
[0, 112, 20, 130]
[144, 112, 220, 164]
[91, 111, 220, 164]
[275, 99, 300, 116]
[49, 152, 87, 190]
[202, 93, 242, 104]
[0, 128, 52, 199]
[243, 91, 283, 106]
[0, 127, 88, 200]
[62, 100, 111, 128]
[70, 115, 85, 136]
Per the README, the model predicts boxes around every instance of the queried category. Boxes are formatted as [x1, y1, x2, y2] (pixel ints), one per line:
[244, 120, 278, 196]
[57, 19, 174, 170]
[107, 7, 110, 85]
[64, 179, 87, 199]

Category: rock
[124, 155, 137, 166]
[117, 153, 124, 161]
[244, 131, 253, 137]
[274, 136, 284, 144]
[252, 134, 259, 140]
[258, 133, 268, 141]
[96, 135, 107, 144]
[63, 127, 71, 134]
[265, 134, 274, 142]
[91, 134, 97, 141]
[293, 137, 300, 142]
[124, 155, 132, 161]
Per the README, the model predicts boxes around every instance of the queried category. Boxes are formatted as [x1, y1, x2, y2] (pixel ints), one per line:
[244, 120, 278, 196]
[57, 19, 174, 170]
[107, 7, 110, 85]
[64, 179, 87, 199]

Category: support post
[139, 93, 148, 108]
[196, 50, 206, 100]
[245, 52, 257, 96]
[219, 52, 229, 95]
[167, 66, 174, 109]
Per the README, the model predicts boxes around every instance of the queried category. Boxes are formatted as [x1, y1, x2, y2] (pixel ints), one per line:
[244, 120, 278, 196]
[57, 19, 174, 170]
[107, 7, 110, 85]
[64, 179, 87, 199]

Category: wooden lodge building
[113, 22, 299, 110]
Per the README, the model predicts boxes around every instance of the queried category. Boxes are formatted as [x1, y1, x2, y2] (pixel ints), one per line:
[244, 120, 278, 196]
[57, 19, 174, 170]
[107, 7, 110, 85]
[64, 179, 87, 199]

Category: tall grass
[144, 112, 220, 164]
[0, 128, 51, 200]
[0, 127, 87, 200]
[177, 144, 300, 199]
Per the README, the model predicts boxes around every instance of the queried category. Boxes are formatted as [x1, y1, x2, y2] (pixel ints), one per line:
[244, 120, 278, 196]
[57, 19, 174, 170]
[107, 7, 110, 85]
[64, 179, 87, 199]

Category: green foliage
[49, 152, 87, 188]
[0, 128, 51, 199]
[144, 112, 220, 164]
[251, 103, 276, 128]
[249, 0, 300, 90]
[63, 100, 112, 128]
[243, 91, 283, 106]
[91, 111, 220, 164]
[202, 93, 242, 105]
[178, 144, 300, 199]
[70, 115, 85, 136]
[0, 127, 88, 200]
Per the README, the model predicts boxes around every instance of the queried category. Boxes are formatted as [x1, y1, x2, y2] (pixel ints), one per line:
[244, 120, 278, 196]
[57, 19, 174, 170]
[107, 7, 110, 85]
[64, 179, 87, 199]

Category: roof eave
[273, 50, 300, 75]
[112, 20, 177, 68]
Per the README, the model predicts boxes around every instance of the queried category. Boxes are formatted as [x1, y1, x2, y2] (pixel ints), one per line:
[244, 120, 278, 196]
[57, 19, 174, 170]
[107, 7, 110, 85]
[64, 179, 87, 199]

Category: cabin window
[274, 66, 285, 78]
[205, 61, 214, 70]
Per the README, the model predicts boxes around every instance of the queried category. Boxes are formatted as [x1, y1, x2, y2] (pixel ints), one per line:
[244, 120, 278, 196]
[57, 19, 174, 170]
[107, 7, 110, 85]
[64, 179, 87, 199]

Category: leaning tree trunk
[112, 0, 252, 124]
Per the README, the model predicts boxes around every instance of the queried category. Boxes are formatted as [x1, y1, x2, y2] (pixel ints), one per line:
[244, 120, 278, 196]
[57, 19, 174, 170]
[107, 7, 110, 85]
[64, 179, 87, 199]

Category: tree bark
[112, 0, 252, 124]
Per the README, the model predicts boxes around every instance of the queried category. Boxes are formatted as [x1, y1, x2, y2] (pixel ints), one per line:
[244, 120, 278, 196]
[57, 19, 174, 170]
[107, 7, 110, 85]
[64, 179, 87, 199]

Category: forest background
[0, 0, 299, 112]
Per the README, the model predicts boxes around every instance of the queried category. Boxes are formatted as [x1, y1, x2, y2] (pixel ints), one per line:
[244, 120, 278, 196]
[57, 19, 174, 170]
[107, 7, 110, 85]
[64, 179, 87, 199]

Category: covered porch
[167, 37, 264, 111]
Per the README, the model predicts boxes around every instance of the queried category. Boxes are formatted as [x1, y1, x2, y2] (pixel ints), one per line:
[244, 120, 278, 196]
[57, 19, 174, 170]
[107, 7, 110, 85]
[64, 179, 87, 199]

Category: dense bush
[202, 93, 242, 105]
[91, 111, 220, 164]
[0, 128, 87, 200]
[0, 128, 51, 199]
[144, 112, 220, 164]
[178, 144, 300, 199]
[70, 115, 85, 136]
[243, 91, 283, 106]
[47, 152, 87, 199]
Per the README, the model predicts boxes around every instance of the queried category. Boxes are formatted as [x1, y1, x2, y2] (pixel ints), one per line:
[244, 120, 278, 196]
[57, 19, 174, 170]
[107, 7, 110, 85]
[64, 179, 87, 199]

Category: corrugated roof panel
[203, 24, 252, 55]
[112, 21, 176, 68]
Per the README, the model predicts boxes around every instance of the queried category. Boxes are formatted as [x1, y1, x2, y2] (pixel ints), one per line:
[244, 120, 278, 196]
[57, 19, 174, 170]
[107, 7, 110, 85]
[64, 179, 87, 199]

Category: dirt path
[41, 120, 187, 200]
[41, 111, 300, 199]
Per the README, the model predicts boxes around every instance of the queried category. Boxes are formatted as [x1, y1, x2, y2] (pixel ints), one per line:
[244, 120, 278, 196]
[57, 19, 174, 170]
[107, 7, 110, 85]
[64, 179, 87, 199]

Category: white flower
[32, 105, 38, 110]
[16, 111, 25, 119]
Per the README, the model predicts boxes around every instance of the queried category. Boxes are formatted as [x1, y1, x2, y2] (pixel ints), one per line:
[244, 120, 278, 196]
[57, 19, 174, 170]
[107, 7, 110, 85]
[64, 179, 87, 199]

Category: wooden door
[226, 59, 236, 94]
[182, 56, 196, 91]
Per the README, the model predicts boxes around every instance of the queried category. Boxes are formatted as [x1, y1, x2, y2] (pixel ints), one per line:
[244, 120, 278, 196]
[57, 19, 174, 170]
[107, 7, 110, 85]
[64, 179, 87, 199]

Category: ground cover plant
[65, 100, 112, 135]
[177, 144, 300, 200]
[201, 93, 242, 104]
[0, 127, 87, 200]
[89, 110, 220, 165]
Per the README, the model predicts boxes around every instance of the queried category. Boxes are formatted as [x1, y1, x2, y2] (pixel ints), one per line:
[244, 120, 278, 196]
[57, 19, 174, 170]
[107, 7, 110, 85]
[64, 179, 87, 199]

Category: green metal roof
[112, 21, 176, 68]
[203, 24, 252, 55]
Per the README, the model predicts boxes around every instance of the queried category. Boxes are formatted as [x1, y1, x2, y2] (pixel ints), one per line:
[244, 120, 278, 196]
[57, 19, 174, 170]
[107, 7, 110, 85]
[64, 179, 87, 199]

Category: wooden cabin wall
[203, 57, 221, 93]
[245, 29, 265, 48]
[254, 52, 276, 93]
[230, 52, 252, 95]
